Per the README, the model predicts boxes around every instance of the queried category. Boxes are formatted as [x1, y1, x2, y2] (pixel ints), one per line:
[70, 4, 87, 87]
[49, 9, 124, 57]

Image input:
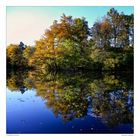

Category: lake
[6, 70, 134, 134]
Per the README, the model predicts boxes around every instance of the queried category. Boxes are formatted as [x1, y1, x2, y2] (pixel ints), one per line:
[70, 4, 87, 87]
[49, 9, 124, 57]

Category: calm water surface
[7, 70, 133, 133]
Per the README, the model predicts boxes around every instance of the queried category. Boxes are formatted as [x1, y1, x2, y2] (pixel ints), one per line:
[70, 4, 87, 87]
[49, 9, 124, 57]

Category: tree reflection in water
[7, 69, 133, 128]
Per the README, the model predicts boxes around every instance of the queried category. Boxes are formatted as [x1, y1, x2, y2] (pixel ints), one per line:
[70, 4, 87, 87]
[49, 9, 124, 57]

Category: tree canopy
[7, 8, 134, 71]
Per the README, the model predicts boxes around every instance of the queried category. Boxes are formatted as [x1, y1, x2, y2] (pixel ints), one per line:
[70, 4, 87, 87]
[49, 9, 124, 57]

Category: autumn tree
[30, 14, 91, 70]
[91, 8, 134, 70]
[92, 8, 134, 48]
[7, 44, 24, 67]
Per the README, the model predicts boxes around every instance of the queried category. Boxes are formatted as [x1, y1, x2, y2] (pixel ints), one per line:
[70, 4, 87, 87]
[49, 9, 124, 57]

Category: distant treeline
[7, 8, 134, 71]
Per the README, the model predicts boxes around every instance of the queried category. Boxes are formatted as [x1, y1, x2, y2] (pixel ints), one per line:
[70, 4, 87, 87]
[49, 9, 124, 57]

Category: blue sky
[7, 6, 134, 46]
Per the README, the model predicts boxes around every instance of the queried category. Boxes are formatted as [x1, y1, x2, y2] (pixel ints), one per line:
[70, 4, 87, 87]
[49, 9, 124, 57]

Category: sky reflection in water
[6, 70, 134, 133]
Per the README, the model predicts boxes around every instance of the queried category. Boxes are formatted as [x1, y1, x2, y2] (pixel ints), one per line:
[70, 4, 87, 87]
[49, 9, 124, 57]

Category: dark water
[6, 70, 134, 134]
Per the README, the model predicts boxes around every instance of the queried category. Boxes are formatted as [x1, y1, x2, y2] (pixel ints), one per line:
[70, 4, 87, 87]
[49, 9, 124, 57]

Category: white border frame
[0, 0, 139, 140]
